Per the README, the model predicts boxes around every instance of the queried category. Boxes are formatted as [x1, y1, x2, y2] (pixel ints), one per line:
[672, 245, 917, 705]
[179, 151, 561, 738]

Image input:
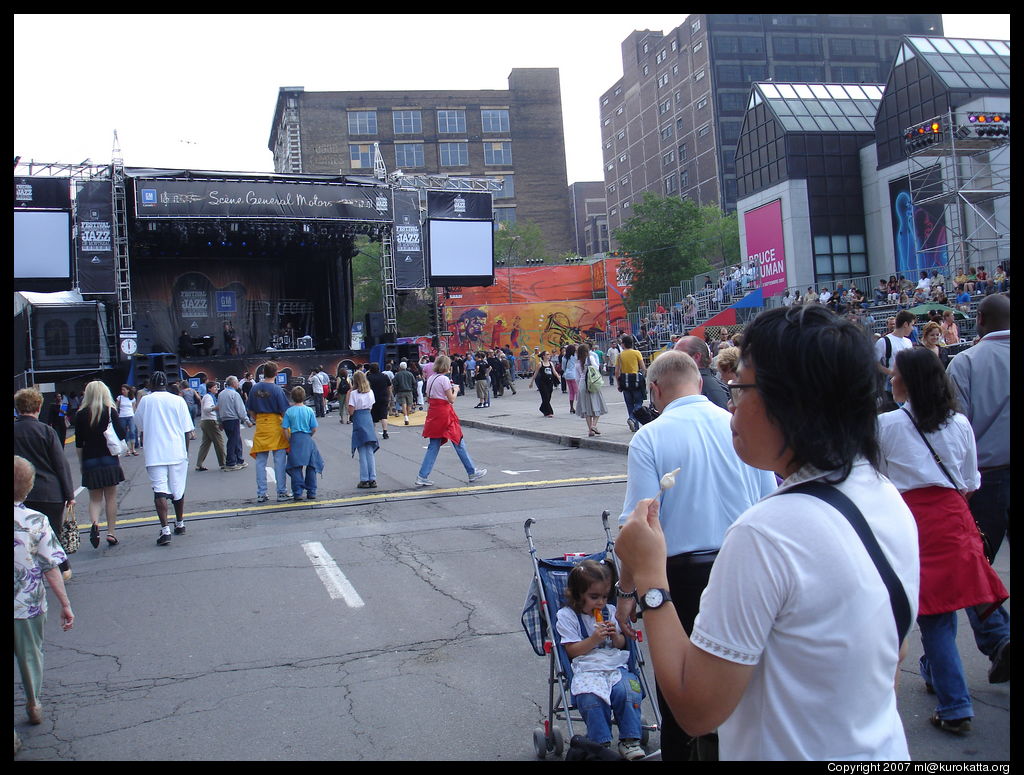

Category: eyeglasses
[726, 380, 757, 402]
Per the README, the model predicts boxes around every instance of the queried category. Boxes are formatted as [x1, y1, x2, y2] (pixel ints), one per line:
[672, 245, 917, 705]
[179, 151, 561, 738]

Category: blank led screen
[14, 211, 71, 278]
[427, 218, 494, 287]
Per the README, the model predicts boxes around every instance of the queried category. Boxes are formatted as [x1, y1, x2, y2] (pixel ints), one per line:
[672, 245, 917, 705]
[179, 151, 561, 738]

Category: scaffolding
[905, 110, 1010, 273]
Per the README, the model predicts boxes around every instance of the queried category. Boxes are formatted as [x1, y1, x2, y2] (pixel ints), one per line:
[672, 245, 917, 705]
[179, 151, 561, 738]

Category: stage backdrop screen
[427, 219, 494, 287]
[14, 211, 71, 278]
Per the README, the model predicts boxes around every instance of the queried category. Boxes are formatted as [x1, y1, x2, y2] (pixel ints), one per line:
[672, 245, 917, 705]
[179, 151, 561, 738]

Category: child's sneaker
[618, 739, 645, 760]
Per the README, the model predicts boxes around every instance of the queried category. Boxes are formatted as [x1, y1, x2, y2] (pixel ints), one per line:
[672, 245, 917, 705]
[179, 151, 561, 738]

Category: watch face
[644, 589, 664, 608]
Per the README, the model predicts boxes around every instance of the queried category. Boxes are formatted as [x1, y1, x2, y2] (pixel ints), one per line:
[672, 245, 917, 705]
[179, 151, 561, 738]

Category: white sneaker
[618, 739, 645, 761]
[415, 476, 434, 487]
[468, 468, 487, 483]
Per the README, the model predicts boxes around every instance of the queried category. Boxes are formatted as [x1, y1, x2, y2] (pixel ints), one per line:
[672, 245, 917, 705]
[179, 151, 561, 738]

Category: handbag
[104, 412, 128, 456]
[900, 408, 994, 561]
[60, 503, 80, 554]
[586, 364, 603, 393]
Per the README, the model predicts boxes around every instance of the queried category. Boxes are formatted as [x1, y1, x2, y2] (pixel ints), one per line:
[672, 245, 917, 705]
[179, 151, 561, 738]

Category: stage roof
[124, 168, 382, 187]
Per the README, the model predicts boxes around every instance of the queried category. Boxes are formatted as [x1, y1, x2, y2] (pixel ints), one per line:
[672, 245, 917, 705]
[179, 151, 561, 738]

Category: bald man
[673, 336, 731, 410]
[947, 292, 1011, 684]
[615, 350, 777, 760]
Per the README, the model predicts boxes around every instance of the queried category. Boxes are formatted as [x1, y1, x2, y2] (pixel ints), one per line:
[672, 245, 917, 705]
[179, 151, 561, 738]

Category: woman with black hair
[615, 305, 920, 760]
[877, 347, 1007, 735]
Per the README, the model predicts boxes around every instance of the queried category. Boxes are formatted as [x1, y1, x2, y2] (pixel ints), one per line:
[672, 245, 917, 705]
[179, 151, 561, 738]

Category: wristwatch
[614, 581, 636, 600]
[636, 588, 672, 614]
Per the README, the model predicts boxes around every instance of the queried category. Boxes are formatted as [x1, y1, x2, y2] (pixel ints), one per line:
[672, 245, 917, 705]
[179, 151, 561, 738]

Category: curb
[459, 418, 630, 455]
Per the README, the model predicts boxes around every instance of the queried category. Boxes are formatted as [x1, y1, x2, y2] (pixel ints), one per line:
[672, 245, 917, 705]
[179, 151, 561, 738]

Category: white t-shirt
[134, 391, 195, 467]
[877, 406, 980, 493]
[116, 394, 135, 418]
[555, 604, 630, 700]
[690, 461, 919, 761]
[347, 390, 375, 411]
[874, 333, 913, 392]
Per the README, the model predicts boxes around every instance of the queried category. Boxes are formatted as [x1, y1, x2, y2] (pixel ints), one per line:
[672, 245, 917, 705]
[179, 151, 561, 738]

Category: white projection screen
[427, 218, 494, 287]
[14, 211, 71, 278]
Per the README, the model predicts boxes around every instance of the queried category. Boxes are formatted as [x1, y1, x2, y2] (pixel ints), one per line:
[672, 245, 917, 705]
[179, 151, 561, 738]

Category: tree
[493, 221, 549, 265]
[612, 193, 738, 310]
[351, 238, 432, 335]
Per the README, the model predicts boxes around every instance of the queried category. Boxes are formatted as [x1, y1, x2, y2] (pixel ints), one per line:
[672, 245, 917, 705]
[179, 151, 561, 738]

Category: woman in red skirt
[877, 347, 1007, 736]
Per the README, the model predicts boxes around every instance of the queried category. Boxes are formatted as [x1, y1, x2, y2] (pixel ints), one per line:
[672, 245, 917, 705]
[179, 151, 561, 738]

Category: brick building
[269, 69, 574, 256]
[599, 14, 943, 241]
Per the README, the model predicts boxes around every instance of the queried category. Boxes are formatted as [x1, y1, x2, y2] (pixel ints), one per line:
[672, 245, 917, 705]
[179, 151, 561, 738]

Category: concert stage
[178, 348, 367, 385]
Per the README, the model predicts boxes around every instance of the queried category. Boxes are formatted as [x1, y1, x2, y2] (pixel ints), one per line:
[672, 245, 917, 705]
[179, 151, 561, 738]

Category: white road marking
[302, 541, 365, 608]
[501, 470, 540, 475]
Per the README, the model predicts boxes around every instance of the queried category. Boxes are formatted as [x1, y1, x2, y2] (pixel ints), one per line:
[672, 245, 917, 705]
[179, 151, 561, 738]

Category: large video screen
[427, 218, 494, 287]
[14, 210, 71, 278]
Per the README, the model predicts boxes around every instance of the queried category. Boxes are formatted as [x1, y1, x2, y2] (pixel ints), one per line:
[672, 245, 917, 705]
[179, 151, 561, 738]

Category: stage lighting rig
[904, 119, 943, 152]
[966, 112, 1010, 137]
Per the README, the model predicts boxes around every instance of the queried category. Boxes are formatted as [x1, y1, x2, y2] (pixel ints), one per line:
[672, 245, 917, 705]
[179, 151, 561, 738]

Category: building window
[494, 175, 515, 199]
[484, 141, 513, 166]
[347, 110, 377, 135]
[665, 174, 677, 195]
[349, 144, 373, 169]
[437, 109, 466, 134]
[74, 318, 99, 355]
[659, 99, 671, 115]
[493, 208, 517, 228]
[481, 109, 510, 132]
[692, 19, 701, 33]
[394, 143, 424, 168]
[656, 49, 667, 64]
[814, 234, 868, 281]
[642, 65, 649, 77]
[663, 150, 675, 165]
[696, 97, 708, 110]
[44, 319, 69, 356]
[698, 124, 711, 138]
[681, 170, 689, 188]
[393, 110, 422, 134]
[657, 73, 670, 88]
[693, 41, 703, 54]
[660, 125, 674, 141]
[679, 142, 688, 160]
[438, 142, 468, 166]
[694, 69, 706, 82]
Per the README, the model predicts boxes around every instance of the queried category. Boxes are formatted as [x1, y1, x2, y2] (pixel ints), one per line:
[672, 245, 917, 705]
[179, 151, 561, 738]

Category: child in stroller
[555, 560, 645, 760]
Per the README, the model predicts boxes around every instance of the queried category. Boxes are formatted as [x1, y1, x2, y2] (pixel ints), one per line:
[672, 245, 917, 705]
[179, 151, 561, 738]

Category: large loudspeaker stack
[365, 312, 386, 347]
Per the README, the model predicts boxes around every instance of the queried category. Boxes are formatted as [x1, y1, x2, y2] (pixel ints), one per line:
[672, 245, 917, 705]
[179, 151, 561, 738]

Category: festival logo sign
[744, 200, 787, 298]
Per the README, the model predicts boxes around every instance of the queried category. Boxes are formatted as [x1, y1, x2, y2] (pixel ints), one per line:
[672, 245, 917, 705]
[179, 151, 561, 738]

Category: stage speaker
[154, 353, 181, 380]
[365, 312, 385, 346]
[133, 355, 151, 387]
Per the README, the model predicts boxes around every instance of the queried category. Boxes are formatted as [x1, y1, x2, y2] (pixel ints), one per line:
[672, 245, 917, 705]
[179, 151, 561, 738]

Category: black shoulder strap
[787, 481, 912, 645]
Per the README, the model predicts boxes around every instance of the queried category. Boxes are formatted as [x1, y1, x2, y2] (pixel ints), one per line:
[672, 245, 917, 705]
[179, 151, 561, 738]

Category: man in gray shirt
[947, 293, 1010, 683]
[392, 362, 417, 426]
[217, 376, 250, 471]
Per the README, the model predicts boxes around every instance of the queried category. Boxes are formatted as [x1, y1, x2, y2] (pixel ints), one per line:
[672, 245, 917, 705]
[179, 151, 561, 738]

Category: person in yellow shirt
[614, 335, 646, 432]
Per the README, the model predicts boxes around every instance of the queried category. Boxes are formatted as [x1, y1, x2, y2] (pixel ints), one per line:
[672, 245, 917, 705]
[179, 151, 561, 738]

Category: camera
[632, 404, 660, 426]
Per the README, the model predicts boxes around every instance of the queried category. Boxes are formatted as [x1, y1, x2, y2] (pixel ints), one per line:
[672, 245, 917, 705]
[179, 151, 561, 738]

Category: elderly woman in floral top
[14, 455, 74, 727]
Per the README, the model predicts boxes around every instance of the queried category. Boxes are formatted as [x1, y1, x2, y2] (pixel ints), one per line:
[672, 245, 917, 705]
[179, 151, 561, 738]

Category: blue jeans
[222, 419, 243, 467]
[255, 449, 288, 497]
[621, 388, 645, 423]
[575, 668, 643, 744]
[120, 415, 136, 445]
[288, 465, 317, 496]
[357, 444, 376, 482]
[418, 437, 476, 478]
[918, 612, 973, 720]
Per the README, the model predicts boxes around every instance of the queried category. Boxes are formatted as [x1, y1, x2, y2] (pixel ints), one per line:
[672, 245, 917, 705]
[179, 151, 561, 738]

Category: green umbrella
[908, 302, 967, 319]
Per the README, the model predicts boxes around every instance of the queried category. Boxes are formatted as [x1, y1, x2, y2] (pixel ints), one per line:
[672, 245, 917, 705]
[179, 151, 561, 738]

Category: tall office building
[599, 14, 943, 240]
[269, 69, 574, 256]
[569, 182, 609, 258]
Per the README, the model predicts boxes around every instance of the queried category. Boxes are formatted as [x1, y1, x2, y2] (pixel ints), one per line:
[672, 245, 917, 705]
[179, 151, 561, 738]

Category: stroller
[521, 512, 661, 760]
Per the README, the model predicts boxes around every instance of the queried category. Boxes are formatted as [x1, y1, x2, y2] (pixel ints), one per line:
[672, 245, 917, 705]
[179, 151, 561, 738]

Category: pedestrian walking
[392, 362, 417, 425]
[347, 370, 379, 489]
[282, 386, 324, 500]
[336, 367, 352, 424]
[46, 392, 69, 448]
[575, 344, 607, 436]
[14, 456, 74, 729]
[74, 381, 126, 548]
[217, 376, 249, 471]
[562, 344, 579, 414]
[415, 355, 486, 487]
[14, 388, 76, 580]
[135, 371, 196, 545]
[195, 381, 228, 472]
[528, 350, 560, 417]
[246, 362, 291, 503]
[116, 385, 139, 456]
[366, 362, 393, 440]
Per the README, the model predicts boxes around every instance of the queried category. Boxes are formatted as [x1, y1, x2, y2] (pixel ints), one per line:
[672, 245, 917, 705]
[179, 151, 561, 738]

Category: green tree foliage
[493, 221, 549, 265]
[613, 193, 739, 310]
[351, 238, 432, 336]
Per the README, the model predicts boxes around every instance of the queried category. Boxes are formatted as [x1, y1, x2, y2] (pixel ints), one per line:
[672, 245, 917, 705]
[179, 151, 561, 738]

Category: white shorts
[146, 461, 189, 501]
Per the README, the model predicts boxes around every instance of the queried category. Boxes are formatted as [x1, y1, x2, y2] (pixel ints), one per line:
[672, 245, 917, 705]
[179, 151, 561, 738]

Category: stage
[178, 348, 367, 385]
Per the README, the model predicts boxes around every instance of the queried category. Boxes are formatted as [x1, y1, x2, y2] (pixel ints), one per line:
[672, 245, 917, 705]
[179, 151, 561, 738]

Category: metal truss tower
[905, 110, 1010, 272]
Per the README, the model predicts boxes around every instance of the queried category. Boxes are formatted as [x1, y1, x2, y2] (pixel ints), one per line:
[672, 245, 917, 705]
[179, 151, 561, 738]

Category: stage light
[904, 118, 944, 152]
[965, 112, 1010, 137]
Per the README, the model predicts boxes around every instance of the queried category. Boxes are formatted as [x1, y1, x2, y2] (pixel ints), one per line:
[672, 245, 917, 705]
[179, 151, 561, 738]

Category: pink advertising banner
[744, 199, 787, 298]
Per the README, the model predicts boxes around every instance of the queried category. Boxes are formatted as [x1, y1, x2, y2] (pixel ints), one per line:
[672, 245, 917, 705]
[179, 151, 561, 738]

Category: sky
[13, 14, 1011, 184]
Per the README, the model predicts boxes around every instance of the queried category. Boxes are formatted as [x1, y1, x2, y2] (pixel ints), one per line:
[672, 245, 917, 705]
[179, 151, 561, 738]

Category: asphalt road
[14, 407, 1010, 761]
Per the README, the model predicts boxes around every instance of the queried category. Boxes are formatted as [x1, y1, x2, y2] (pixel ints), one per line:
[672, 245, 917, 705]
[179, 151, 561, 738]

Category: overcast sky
[13, 14, 1010, 183]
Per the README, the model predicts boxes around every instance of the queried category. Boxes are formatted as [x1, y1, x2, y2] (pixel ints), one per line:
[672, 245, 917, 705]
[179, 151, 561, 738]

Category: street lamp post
[506, 235, 521, 305]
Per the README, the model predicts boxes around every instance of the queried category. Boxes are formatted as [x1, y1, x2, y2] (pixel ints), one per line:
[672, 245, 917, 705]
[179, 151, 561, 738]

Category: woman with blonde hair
[347, 369, 380, 489]
[415, 355, 486, 487]
[918, 321, 950, 368]
[714, 345, 741, 386]
[74, 381, 126, 547]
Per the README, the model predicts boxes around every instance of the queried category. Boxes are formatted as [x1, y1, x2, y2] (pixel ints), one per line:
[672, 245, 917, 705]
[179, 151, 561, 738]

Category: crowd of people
[13, 282, 1010, 759]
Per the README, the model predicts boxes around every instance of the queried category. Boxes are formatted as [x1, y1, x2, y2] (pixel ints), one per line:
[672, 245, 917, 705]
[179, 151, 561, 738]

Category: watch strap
[636, 587, 672, 614]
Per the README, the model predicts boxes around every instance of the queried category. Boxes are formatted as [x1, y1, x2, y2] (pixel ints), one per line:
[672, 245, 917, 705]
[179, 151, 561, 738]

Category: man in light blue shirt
[615, 349, 777, 761]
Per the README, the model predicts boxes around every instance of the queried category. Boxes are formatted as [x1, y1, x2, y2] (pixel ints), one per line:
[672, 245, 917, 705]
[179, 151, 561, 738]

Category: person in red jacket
[414, 355, 487, 487]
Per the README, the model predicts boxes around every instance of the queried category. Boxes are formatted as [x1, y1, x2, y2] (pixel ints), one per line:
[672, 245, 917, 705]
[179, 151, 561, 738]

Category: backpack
[586, 363, 603, 393]
[875, 335, 897, 412]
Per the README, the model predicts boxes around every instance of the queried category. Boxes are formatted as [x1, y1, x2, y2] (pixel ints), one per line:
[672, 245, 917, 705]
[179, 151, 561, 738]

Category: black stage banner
[133, 178, 393, 222]
[393, 189, 426, 290]
[426, 190, 493, 220]
[15, 176, 72, 210]
[75, 179, 116, 294]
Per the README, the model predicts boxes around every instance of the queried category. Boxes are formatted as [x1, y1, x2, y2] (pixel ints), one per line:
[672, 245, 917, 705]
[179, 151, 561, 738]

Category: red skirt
[903, 486, 1008, 617]
[422, 398, 463, 447]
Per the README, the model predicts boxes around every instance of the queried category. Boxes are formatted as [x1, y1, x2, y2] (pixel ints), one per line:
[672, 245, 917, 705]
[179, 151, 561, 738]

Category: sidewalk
[457, 378, 633, 455]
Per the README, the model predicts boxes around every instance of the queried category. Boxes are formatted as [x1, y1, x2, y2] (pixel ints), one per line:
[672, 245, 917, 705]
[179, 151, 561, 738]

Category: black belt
[667, 549, 719, 569]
